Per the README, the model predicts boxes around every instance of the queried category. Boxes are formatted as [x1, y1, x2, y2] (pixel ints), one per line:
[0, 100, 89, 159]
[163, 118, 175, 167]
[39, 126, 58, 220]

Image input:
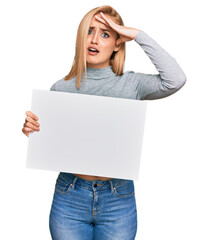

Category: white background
[0, 0, 207, 239]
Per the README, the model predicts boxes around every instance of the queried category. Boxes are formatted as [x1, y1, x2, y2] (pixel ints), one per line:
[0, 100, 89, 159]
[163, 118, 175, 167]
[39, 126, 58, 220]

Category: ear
[114, 38, 122, 52]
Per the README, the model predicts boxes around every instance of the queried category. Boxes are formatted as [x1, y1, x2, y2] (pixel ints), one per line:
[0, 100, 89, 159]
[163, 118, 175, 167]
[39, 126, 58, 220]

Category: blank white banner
[26, 89, 147, 180]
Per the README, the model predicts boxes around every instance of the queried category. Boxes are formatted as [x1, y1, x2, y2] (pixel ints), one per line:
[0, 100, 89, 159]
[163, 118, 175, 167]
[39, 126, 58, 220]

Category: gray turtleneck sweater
[50, 30, 186, 100]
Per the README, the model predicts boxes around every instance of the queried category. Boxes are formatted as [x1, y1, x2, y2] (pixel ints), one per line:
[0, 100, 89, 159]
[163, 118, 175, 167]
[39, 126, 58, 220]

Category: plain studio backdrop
[0, 0, 207, 239]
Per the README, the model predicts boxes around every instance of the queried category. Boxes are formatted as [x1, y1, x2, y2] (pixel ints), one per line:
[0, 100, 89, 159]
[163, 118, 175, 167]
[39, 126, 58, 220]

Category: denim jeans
[49, 172, 137, 240]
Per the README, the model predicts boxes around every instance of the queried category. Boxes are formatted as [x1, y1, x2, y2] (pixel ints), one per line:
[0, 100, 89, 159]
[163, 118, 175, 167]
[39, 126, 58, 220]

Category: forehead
[90, 13, 114, 31]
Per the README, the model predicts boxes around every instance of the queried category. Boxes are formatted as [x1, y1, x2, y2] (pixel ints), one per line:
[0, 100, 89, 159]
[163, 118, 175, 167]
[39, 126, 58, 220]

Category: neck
[82, 65, 116, 80]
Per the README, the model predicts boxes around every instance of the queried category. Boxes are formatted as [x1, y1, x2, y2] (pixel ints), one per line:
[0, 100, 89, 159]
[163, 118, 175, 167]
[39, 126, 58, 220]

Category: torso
[71, 173, 113, 181]
[53, 68, 136, 183]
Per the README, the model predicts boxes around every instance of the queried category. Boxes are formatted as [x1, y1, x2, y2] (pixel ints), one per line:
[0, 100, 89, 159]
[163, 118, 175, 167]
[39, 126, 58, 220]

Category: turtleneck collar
[83, 65, 116, 80]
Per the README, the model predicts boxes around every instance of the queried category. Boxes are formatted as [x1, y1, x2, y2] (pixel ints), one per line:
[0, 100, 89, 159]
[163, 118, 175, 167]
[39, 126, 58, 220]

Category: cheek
[105, 48, 115, 59]
[100, 41, 115, 54]
[86, 37, 91, 47]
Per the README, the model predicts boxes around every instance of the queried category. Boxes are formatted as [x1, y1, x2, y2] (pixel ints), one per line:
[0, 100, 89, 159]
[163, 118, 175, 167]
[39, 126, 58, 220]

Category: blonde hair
[64, 5, 125, 89]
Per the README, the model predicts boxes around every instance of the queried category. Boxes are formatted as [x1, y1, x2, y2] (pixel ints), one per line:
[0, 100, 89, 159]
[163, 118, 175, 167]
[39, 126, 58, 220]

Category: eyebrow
[89, 26, 111, 32]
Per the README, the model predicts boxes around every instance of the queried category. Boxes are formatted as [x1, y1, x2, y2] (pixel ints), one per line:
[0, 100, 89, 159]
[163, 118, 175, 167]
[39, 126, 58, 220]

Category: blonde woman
[22, 5, 186, 240]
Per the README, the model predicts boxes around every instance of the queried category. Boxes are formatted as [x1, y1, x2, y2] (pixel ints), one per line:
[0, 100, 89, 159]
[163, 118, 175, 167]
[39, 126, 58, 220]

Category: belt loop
[71, 177, 78, 190]
[109, 180, 114, 193]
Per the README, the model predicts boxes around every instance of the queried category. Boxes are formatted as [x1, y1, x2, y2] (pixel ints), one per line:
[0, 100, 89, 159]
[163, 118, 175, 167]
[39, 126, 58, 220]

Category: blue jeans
[49, 172, 137, 240]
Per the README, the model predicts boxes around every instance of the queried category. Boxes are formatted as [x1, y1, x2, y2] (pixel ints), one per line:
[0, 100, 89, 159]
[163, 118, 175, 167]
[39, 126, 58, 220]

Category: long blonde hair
[64, 5, 125, 89]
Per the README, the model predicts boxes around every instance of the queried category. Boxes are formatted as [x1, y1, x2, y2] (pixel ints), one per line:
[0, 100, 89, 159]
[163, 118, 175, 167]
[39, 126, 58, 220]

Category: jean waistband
[58, 172, 134, 193]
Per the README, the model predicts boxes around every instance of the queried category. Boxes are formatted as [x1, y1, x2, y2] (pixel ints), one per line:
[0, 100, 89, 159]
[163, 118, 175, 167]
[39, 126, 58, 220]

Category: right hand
[22, 111, 40, 137]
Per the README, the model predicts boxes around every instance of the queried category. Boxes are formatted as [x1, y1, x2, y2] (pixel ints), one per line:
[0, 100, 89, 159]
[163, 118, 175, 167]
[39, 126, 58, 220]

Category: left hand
[95, 12, 141, 46]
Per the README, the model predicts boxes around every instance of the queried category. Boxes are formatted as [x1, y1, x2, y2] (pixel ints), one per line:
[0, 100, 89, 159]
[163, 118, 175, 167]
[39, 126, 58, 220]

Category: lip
[88, 50, 99, 56]
[87, 46, 99, 55]
[88, 46, 99, 52]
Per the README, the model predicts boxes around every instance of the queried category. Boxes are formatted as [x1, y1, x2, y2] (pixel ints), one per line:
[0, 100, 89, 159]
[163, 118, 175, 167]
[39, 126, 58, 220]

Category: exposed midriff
[71, 173, 113, 181]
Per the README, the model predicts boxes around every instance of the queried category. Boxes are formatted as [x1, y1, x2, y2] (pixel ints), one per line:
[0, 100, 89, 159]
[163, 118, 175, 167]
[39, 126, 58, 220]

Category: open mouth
[88, 47, 99, 54]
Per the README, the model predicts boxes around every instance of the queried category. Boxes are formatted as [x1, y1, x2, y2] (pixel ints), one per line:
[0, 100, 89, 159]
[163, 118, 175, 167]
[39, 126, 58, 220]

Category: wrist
[132, 29, 141, 39]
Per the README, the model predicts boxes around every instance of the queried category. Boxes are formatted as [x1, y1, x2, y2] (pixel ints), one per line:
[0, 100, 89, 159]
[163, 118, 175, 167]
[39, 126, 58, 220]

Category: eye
[88, 29, 93, 35]
[102, 32, 109, 38]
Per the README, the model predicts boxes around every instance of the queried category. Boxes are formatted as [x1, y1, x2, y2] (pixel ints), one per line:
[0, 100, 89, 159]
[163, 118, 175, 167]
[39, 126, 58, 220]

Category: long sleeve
[132, 30, 186, 100]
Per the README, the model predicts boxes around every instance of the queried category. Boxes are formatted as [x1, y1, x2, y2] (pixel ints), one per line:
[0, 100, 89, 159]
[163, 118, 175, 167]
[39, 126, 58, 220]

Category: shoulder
[121, 70, 153, 82]
[50, 77, 76, 91]
[50, 78, 63, 91]
[122, 70, 143, 78]
[120, 70, 160, 92]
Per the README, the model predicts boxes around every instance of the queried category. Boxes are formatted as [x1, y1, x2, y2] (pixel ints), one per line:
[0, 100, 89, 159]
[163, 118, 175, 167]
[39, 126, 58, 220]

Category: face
[86, 13, 120, 69]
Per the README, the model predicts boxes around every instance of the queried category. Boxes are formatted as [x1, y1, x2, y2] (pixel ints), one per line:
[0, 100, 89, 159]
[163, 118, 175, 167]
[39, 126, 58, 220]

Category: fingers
[22, 111, 40, 137]
[95, 15, 106, 25]
[25, 116, 40, 127]
[101, 12, 118, 29]
[23, 127, 35, 132]
[22, 124, 39, 137]
[99, 12, 112, 24]
[25, 111, 38, 121]
[22, 127, 34, 137]
[24, 121, 39, 131]
[96, 12, 139, 43]
[95, 12, 117, 30]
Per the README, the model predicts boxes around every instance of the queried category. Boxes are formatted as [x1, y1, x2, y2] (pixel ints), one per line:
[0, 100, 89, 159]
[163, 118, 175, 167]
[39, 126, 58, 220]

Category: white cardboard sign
[26, 89, 147, 180]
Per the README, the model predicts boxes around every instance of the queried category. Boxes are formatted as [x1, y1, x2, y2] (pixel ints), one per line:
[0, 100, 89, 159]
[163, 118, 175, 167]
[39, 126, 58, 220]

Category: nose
[91, 32, 99, 44]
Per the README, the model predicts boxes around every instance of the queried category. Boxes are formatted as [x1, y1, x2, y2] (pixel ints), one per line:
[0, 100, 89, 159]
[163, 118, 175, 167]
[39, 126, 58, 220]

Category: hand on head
[95, 12, 141, 45]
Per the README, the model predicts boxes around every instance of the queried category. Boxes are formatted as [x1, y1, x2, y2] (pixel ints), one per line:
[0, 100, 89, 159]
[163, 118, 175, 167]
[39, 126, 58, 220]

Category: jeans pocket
[55, 173, 73, 194]
[113, 180, 135, 198]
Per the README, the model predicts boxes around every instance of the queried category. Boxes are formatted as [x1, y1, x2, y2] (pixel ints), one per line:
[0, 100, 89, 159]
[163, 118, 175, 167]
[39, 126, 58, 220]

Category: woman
[22, 5, 186, 240]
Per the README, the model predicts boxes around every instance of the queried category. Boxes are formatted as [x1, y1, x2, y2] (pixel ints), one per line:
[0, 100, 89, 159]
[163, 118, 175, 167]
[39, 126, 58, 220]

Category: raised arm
[96, 12, 187, 100]
[133, 30, 187, 100]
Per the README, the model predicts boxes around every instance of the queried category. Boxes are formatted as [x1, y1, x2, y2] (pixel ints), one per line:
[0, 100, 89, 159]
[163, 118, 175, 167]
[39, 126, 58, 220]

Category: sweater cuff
[134, 30, 146, 43]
